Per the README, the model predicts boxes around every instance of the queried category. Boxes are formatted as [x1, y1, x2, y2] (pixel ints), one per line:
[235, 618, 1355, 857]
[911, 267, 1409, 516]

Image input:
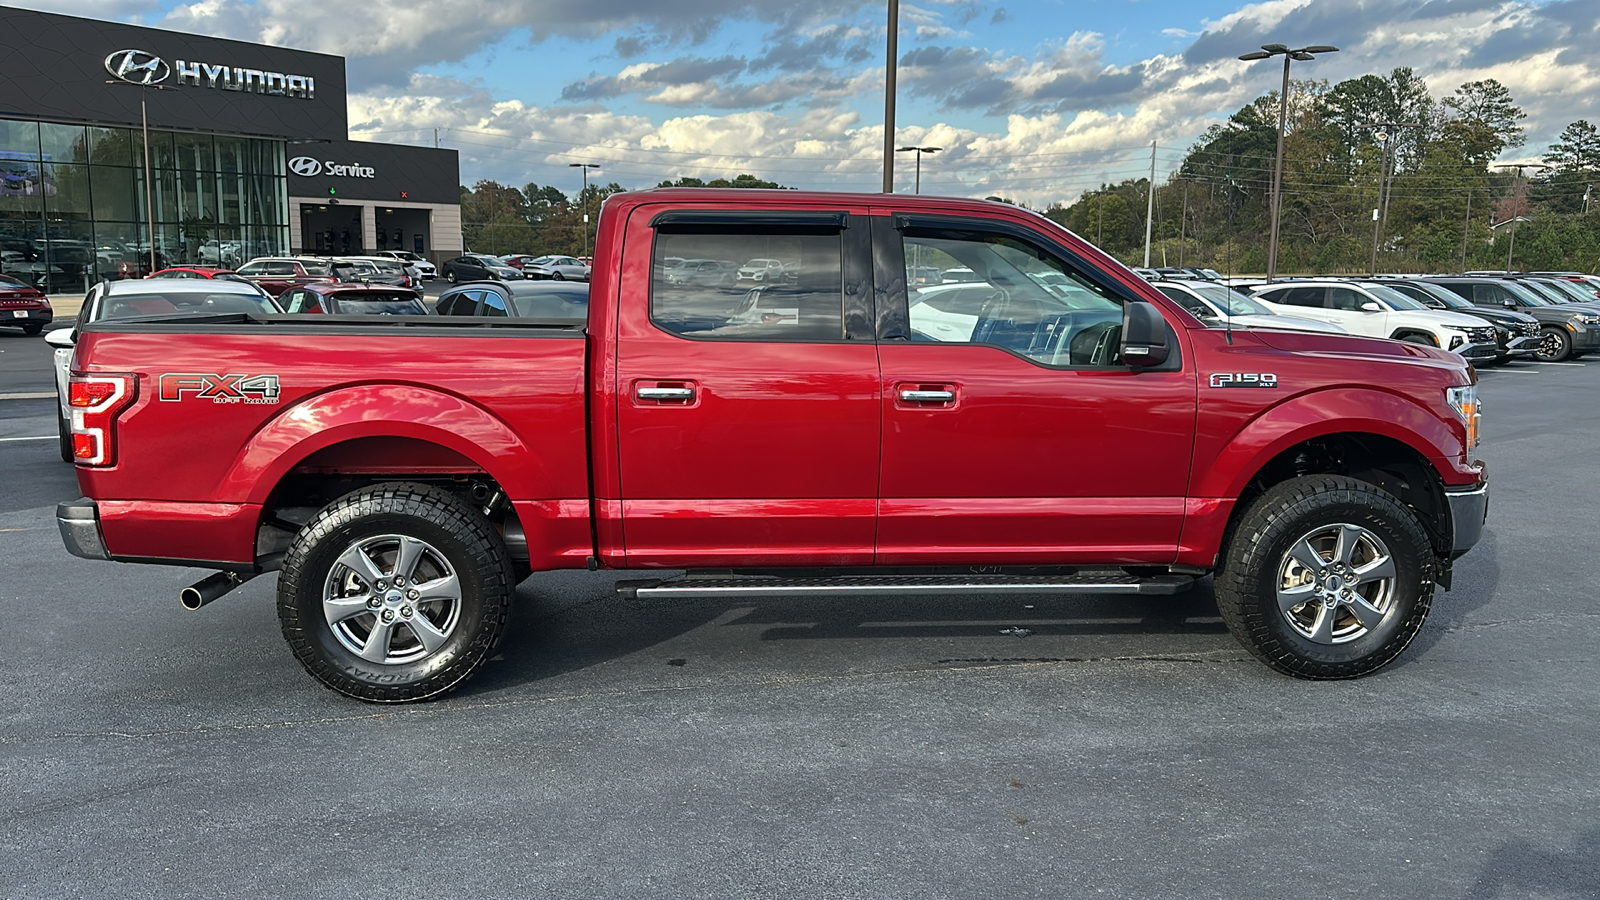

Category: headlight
[1446, 385, 1480, 449]
[1580, 315, 1600, 326]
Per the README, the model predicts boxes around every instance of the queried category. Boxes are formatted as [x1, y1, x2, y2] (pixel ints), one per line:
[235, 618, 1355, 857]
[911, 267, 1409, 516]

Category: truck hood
[1249, 328, 1469, 370]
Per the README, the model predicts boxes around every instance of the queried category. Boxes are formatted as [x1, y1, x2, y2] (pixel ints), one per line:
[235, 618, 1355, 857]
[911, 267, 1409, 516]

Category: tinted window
[435, 291, 472, 316]
[237, 262, 265, 276]
[651, 228, 844, 341]
[328, 293, 429, 315]
[1272, 286, 1326, 308]
[901, 227, 1125, 367]
[481, 290, 508, 317]
[1326, 288, 1365, 311]
[263, 261, 296, 276]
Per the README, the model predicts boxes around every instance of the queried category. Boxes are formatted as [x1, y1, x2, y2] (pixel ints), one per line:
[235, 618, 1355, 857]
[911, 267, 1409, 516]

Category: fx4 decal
[159, 373, 281, 404]
[1209, 373, 1278, 388]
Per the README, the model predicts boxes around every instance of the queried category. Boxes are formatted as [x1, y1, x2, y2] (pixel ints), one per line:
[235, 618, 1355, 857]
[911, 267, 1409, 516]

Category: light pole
[106, 79, 170, 275]
[1237, 43, 1338, 281]
[1491, 162, 1549, 272]
[569, 162, 600, 259]
[883, 0, 900, 192]
[896, 146, 940, 193]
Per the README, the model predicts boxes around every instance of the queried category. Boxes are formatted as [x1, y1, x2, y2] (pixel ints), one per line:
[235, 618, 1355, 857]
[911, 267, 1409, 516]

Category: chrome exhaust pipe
[180, 571, 254, 611]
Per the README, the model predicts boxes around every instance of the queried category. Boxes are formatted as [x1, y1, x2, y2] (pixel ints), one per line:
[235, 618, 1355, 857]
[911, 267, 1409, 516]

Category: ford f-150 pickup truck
[57, 190, 1488, 702]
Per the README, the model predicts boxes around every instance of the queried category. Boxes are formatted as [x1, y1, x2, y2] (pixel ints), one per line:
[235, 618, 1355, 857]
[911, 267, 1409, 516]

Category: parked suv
[1420, 277, 1600, 362]
[1383, 281, 1541, 366]
[1251, 280, 1498, 363]
[1150, 280, 1346, 335]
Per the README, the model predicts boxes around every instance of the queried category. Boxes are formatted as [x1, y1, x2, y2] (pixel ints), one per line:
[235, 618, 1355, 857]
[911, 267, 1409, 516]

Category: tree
[1444, 79, 1526, 161]
[657, 174, 790, 189]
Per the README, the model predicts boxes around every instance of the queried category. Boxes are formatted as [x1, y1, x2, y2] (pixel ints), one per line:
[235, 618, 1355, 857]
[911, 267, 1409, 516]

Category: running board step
[618, 573, 1195, 599]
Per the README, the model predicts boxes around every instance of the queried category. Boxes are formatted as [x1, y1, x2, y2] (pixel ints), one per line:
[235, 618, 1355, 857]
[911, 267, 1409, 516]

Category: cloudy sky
[25, 0, 1600, 206]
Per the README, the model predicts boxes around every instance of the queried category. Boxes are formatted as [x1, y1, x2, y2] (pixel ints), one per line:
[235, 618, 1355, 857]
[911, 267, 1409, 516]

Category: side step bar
[618, 572, 1196, 599]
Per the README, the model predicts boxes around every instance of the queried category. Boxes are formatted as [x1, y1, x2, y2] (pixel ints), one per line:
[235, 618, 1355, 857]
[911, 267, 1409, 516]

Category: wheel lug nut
[381, 610, 395, 622]
[394, 576, 405, 587]
[407, 590, 419, 600]
[374, 580, 387, 591]
[367, 597, 381, 609]
[400, 606, 413, 618]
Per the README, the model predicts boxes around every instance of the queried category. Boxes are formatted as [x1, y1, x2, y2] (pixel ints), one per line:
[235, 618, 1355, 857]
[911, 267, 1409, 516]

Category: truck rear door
[871, 212, 1197, 564]
[612, 208, 880, 566]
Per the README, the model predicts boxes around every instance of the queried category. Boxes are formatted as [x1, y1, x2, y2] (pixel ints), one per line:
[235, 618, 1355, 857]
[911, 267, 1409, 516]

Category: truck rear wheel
[1215, 475, 1434, 679]
[277, 482, 514, 702]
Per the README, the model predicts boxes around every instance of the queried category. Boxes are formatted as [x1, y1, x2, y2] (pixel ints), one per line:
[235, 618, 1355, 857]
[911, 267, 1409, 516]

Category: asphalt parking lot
[1, 330, 1596, 899]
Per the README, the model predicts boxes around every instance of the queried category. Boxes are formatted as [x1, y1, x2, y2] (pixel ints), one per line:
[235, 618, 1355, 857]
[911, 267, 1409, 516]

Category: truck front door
[873, 213, 1197, 564]
[613, 209, 880, 567]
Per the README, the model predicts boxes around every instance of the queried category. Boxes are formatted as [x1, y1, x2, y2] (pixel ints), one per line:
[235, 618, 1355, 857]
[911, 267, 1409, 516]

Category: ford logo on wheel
[288, 156, 323, 177]
[104, 50, 171, 85]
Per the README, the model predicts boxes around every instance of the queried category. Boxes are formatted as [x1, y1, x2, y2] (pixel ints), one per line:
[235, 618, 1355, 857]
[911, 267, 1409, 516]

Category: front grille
[1465, 327, 1497, 344]
[1518, 322, 1540, 337]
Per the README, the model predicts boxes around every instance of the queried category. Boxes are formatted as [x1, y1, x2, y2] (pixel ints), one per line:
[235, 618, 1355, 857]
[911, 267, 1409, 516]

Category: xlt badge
[1210, 373, 1278, 388]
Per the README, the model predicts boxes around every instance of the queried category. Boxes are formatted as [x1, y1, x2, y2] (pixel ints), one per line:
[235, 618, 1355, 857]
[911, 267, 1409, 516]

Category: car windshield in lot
[1364, 284, 1428, 310]
[101, 291, 280, 318]
[330, 292, 429, 314]
[1185, 282, 1271, 316]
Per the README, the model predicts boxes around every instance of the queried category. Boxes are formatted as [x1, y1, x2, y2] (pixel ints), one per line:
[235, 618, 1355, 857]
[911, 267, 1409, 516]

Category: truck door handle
[899, 389, 955, 403]
[636, 386, 695, 401]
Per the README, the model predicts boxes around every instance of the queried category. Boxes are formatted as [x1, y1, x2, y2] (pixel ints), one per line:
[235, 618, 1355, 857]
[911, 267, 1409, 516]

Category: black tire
[277, 482, 514, 703]
[552, 271, 565, 281]
[57, 408, 71, 463]
[23, 323, 43, 335]
[445, 269, 457, 284]
[1534, 327, 1571, 362]
[1398, 333, 1436, 346]
[1215, 475, 1434, 680]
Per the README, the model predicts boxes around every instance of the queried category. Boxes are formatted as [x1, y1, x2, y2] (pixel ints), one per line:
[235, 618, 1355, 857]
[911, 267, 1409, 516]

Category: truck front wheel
[277, 482, 514, 702]
[1215, 475, 1434, 679]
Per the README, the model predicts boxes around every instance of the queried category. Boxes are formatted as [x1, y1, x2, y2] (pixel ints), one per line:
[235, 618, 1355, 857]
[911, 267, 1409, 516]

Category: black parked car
[1420, 277, 1600, 362]
[1385, 280, 1541, 366]
[434, 281, 588, 320]
[441, 254, 524, 284]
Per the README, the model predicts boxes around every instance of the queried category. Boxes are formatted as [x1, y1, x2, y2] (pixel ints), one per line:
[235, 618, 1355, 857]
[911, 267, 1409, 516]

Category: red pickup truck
[58, 189, 1488, 702]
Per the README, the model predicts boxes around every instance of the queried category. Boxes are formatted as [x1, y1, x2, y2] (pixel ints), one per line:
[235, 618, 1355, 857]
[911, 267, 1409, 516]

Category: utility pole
[1178, 179, 1190, 267]
[1461, 188, 1473, 272]
[1143, 141, 1155, 267]
[1364, 122, 1421, 275]
[1492, 162, 1550, 272]
[569, 162, 601, 258]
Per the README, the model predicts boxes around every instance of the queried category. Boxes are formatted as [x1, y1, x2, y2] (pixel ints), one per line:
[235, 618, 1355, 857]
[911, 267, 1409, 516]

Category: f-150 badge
[159, 373, 281, 404]
[1209, 373, 1277, 388]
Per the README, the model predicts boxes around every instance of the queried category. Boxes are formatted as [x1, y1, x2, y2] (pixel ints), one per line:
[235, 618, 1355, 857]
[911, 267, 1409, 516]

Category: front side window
[901, 228, 1125, 366]
[651, 227, 843, 341]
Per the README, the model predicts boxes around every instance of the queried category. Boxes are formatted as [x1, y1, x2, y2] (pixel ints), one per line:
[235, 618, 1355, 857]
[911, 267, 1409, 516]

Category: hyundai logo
[288, 156, 323, 177]
[105, 49, 171, 86]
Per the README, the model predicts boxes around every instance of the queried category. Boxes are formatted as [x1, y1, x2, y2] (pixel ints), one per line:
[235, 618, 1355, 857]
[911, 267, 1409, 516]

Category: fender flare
[1193, 387, 1460, 500]
[216, 384, 543, 505]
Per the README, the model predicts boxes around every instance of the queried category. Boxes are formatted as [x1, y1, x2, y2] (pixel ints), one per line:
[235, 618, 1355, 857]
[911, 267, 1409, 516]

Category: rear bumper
[2, 309, 51, 327]
[1444, 482, 1489, 557]
[57, 498, 110, 560]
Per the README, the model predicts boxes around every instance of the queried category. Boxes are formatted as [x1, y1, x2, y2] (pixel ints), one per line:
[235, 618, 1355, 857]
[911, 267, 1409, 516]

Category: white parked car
[377, 250, 436, 280]
[1151, 280, 1348, 335]
[522, 255, 591, 282]
[736, 258, 787, 284]
[44, 279, 280, 462]
[1250, 280, 1498, 363]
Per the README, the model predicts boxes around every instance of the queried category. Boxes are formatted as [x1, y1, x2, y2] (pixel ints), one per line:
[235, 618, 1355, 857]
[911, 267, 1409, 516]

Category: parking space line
[1481, 368, 1539, 374]
[0, 392, 56, 400]
[0, 436, 52, 442]
[1539, 362, 1586, 367]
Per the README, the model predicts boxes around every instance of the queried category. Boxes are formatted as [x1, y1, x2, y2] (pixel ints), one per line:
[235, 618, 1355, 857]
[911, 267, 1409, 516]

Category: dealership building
[0, 5, 461, 293]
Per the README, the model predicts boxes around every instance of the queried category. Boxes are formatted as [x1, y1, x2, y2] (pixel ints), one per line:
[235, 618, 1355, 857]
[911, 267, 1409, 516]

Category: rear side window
[1273, 286, 1326, 308]
[435, 291, 473, 316]
[481, 291, 508, 317]
[651, 227, 843, 341]
[264, 261, 296, 276]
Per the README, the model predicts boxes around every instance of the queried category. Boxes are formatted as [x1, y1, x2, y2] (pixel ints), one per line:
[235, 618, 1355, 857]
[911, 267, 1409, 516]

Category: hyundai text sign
[104, 47, 316, 98]
[289, 156, 376, 178]
[104, 49, 169, 85]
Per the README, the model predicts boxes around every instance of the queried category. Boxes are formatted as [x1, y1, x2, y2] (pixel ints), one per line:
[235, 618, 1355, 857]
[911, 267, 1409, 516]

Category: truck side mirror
[1120, 301, 1169, 367]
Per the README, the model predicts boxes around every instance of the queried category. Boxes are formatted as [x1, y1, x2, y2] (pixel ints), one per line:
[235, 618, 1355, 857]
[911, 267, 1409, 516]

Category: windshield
[1187, 282, 1269, 316]
[1500, 281, 1550, 305]
[1403, 283, 1471, 308]
[1363, 284, 1427, 310]
[99, 291, 278, 320]
[330, 292, 429, 314]
[1538, 279, 1593, 302]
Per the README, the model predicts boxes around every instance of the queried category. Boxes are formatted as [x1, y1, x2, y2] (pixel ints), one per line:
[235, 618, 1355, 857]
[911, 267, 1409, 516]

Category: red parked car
[148, 266, 261, 287]
[0, 273, 52, 335]
[58, 190, 1488, 703]
[234, 257, 334, 297]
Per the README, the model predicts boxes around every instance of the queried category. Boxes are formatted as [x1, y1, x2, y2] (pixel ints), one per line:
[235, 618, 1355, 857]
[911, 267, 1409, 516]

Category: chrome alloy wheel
[322, 534, 462, 664]
[1276, 523, 1397, 644]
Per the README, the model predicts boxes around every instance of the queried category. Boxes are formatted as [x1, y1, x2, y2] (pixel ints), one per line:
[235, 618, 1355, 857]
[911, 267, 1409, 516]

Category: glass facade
[0, 117, 288, 293]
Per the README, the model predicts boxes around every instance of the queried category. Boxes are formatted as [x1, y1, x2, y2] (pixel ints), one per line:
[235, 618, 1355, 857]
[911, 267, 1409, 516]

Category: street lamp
[1491, 162, 1549, 272]
[883, 0, 900, 192]
[1237, 43, 1338, 281]
[569, 162, 601, 259]
[896, 146, 941, 193]
[105, 79, 171, 276]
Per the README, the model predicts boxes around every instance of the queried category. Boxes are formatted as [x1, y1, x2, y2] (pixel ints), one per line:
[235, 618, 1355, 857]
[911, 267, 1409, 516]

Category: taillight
[68, 373, 137, 466]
